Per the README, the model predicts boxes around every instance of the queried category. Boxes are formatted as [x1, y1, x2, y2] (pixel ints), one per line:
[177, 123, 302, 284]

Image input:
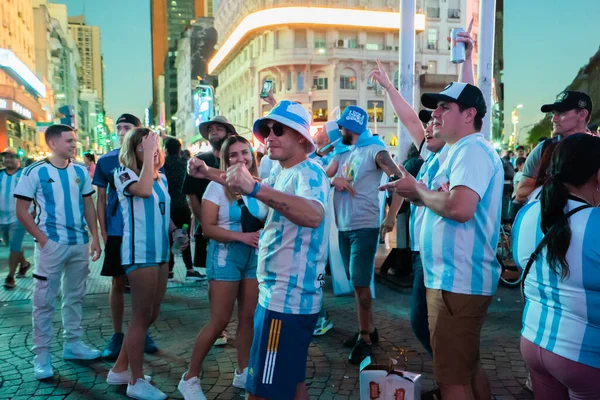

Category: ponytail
[540, 174, 571, 278]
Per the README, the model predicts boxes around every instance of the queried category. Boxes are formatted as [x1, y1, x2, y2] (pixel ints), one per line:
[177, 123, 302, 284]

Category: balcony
[448, 8, 461, 20]
[426, 7, 440, 19]
[420, 73, 459, 91]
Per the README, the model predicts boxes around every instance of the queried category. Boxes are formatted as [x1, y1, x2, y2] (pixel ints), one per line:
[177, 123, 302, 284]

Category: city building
[68, 15, 103, 103]
[33, 1, 82, 151]
[210, 0, 481, 144]
[0, 0, 49, 155]
[151, 0, 211, 130]
[174, 18, 218, 146]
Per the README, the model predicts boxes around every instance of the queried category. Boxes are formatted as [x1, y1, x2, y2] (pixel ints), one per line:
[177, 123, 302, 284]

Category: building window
[427, 28, 438, 50]
[295, 29, 307, 48]
[340, 100, 357, 113]
[314, 31, 326, 49]
[313, 101, 328, 122]
[339, 68, 357, 90]
[448, 29, 452, 50]
[393, 70, 399, 89]
[427, 60, 438, 74]
[313, 72, 328, 90]
[367, 100, 384, 123]
[274, 30, 279, 50]
[297, 72, 304, 92]
[286, 71, 292, 91]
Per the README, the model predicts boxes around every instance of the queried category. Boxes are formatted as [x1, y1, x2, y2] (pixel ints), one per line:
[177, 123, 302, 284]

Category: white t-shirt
[202, 181, 242, 232]
[244, 158, 330, 315]
[14, 160, 94, 245]
[420, 133, 504, 296]
[333, 144, 387, 231]
[114, 167, 171, 266]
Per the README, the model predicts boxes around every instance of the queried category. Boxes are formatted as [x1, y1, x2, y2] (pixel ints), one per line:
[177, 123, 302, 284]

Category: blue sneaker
[144, 333, 158, 354]
[102, 333, 124, 360]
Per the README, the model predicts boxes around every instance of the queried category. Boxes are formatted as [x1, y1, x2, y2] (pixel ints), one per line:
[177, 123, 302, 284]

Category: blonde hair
[119, 128, 165, 176]
[220, 136, 258, 201]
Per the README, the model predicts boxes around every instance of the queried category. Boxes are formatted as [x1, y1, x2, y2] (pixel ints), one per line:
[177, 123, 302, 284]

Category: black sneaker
[16, 262, 31, 278]
[343, 328, 379, 348]
[102, 333, 124, 360]
[4, 276, 15, 289]
[168, 272, 174, 280]
[186, 270, 206, 281]
[144, 333, 158, 354]
[349, 338, 372, 365]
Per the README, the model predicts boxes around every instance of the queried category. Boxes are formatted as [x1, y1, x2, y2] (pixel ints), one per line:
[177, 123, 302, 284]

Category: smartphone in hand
[260, 80, 273, 98]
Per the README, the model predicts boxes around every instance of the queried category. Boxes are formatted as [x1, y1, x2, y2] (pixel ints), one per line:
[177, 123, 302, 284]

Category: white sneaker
[107, 369, 152, 385]
[126, 378, 166, 400]
[178, 373, 207, 400]
[232, 367, 247, 389]
[62, 341, 102, 360]
[33, 352, 53, 380]
[214, 332, 227, 347]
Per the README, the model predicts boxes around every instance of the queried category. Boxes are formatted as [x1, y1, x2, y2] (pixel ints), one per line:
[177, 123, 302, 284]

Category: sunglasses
[259, 121, 285, 138]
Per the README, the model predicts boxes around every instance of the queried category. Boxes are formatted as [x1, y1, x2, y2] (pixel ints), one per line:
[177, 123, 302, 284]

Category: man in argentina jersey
[381, 83, 503, 399]
[0, 148, 31, 289]
[187, 101, 330, 400]
[513, 196, 600, 392]
[113, 167, 171, 269]
[14, 124, 102, 380]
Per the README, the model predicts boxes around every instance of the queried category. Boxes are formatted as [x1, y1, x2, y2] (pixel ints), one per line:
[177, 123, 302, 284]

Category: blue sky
[51, 0, 600, 139]
[503, 0, 600, 141]
[52, 0, 152, 122]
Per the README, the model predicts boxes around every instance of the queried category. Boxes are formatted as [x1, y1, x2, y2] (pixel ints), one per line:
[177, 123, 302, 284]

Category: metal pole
[397, 0, 416, 162]
[477, 0, 496, 142]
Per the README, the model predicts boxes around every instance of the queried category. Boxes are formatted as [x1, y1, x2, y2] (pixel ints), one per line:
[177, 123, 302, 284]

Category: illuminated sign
[208, 7, 423, 74]
[0, 49, 46, 98]
[193, 85, 215, 128]
[0, 98, 33, 119]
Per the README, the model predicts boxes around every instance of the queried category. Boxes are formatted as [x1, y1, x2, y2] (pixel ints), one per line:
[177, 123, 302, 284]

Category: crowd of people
[0, 27, 598, 400]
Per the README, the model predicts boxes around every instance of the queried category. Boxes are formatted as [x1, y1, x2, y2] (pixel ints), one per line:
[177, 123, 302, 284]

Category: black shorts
[100, 236, 125, 277]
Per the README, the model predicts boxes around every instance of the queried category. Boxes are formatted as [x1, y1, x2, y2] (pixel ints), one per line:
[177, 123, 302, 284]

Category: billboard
[192, 84, 215, 130]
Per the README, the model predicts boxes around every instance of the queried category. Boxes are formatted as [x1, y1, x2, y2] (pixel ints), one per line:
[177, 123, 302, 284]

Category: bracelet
[248, 181, 261, 197]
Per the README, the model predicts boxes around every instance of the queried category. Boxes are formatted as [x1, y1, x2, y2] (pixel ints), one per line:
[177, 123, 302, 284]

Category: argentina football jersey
[0, 168, 23, 224]
[14, 160, 94, 245]
[114, 167, 171, 266]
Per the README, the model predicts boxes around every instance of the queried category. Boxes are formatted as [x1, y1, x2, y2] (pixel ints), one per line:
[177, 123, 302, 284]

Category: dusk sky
[52, 0, 600, 141]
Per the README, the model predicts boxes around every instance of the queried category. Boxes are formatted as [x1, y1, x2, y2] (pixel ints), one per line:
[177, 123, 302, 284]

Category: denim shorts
[338, 228, 380, 287]
[207, 240, 258, 281]
[124, 263, 163, 275]
[0, 222, 26, 252]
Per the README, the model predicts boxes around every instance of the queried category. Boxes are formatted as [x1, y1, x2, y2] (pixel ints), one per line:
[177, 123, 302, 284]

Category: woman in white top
[512, 133, 600, 399]
[178, 136, 261, 399]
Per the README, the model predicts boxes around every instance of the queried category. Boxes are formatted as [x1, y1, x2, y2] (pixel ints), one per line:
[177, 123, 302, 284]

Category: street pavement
[0, 237, 533, 399]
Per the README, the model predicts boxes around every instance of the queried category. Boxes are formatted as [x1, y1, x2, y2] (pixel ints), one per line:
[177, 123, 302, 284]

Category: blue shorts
[0, 222, 26, 252]
[246, 305, 318, 399]
[338, 228, 380, 287]
[123, 262, 164, 275]
[207, 240, 257, 281]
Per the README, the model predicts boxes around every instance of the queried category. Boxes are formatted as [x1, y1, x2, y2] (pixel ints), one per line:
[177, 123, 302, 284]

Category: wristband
[248, 181, 261, 197]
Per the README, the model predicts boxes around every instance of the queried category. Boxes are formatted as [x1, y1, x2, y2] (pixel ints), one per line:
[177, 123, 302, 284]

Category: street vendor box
[359, 356, 422, 400]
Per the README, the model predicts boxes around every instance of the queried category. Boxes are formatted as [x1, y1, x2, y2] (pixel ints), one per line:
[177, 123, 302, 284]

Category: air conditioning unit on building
[359, 44, 365, 49]
[385, 46, 393, 51]
[336, 39, 348, 48]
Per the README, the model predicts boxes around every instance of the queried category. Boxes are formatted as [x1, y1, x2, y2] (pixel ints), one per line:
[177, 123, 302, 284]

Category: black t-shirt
[163, 155, 189, 210]
[182, 152, 220, 234]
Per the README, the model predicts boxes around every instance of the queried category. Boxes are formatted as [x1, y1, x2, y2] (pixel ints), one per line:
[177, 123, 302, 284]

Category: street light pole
[477, 0, 496, 142]
[398, 0, 416, 162]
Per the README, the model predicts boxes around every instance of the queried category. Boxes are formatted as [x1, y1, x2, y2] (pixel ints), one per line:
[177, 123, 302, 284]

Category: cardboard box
[359, 357, 422, 400]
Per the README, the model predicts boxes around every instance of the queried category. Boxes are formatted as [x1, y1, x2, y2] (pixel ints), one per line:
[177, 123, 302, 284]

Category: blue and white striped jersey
[245, 158, 330, 315]
[14, 159, 94, 245]
[420, 133, 504, 296]
[0, 168, 23, 224]
[409, 145, 449, 251]
[513, 197, 600, 368]
[114, 167, 171, 266]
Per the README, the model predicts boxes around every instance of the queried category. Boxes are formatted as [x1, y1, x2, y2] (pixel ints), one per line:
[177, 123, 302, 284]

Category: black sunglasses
[259, 121, 285, 138]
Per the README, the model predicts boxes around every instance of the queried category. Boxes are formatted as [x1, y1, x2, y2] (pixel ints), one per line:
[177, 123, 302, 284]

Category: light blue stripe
[74, 167, 88, 242]
[577, 210, 600, 367]
[143, 193, 157, 263]
[440, 220, 458, 289]
[58, 169, 77, 244]
[283, 226, 304, 313]
[153, 180, 170, 261]
[2, 173, 10, 221]
[38, 168, 59, 242]
[532, 212, 548, 346]
[422, 209, 435, 287]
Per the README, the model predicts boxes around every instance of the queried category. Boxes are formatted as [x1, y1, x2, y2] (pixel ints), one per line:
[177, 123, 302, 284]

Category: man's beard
[342, 133, 353, 145]
[210, 136, 227, 152]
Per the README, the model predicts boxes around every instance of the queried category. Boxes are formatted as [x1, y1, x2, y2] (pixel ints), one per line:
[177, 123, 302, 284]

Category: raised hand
[369, 59, 394, 90]
[187, 158, 209, 179]
[226, 163, 256, 195]
[378, 165, 420, 201]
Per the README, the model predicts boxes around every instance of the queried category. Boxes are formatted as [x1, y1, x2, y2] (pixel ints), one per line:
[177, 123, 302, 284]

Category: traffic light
[17, 148, 25, 157]
[111, 133, 118, 141]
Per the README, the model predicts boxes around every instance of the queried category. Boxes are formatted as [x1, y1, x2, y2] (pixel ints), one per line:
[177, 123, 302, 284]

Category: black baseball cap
[541, 90, 593, 115]
[116, 113, 141, 127]
[421, 82, 487, 116]
[419, 110, 433, 124]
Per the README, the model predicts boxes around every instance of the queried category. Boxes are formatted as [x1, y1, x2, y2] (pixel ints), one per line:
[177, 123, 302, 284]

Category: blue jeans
[411, 251, 432, 357]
